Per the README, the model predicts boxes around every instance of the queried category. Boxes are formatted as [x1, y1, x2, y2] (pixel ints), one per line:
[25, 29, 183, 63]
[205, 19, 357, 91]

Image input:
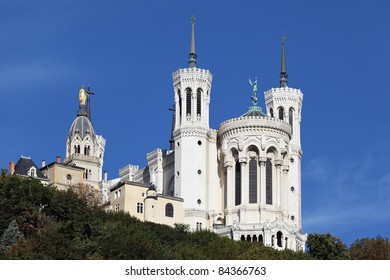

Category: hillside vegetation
[2, 172, 388, 260]
[0, 173, 309, 260]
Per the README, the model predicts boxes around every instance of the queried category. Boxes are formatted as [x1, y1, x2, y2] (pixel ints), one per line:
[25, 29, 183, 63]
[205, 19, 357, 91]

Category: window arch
[259, 234, 263, 244]
[277, 231, 283, 247]
[186, 88, 192, 116]
[278, 107, 284, 121]
[165, 203, 174, 217]
[249, 158, 257, 203]
[235, 160, 241, 206]
[266, 158, 273, 205]
[196, 88, 202, 116]
[289, 107, 294, 134]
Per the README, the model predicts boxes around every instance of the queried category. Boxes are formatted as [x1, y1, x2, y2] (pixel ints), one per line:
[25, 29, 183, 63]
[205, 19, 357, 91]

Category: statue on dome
[249, 77, 258, 106]
[79, 86, 86, 106]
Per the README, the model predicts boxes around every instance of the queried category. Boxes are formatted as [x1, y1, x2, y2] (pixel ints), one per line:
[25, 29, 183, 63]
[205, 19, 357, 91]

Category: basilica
[10, 20, 307, 251]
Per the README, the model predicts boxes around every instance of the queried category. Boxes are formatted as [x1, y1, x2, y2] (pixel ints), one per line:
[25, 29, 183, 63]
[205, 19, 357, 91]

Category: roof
[241, 105, 266, 117]
[68, 115, 96, 140]
[13, 156, 47, 179]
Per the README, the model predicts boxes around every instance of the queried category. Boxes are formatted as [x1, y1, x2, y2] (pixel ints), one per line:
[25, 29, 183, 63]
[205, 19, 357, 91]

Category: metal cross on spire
[86, 86, 95, 121]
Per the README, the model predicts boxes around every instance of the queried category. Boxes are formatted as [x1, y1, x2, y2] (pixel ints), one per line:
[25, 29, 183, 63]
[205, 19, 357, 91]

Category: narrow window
[165, 203, 174, 217]
[196, 222, 202, 231]
[196, 88, 202, 116]
[66, 174, 72, 185]
[270, 108, 274, 118]
[249, 158, 257, 203]
[235, 161, 241, 206]
[278, 107, 284, 120]
[30, 168, 35, 177]
[266, 159, 273, 205]
[178, 89, 182, 122]
[277, 231, 283, 247]
[186, 88, 192, 116]
[137, 202, 144, 214]
[259, 235, 263, 244]
[289, 108, 294, 134]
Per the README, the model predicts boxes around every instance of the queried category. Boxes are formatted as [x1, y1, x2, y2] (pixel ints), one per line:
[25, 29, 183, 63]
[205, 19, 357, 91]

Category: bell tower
[64, 86, 106, 189]
[264, 36, 304, 228]
[172, 17, 216, 230]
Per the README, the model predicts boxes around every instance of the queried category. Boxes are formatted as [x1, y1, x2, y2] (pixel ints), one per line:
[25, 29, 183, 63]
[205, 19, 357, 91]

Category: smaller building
[40, 159, 86, 191]
[110, 181, 184, 227]
[9, 156, 49, 185]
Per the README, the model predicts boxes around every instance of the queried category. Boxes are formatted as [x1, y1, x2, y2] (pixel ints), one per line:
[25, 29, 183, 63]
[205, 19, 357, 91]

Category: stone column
[239, 157, 247, 223]
[275, 160, 283, 207]
[259, 157, 267, 204]
[282, 165, 289, 218]
[225, 162, 233, 225]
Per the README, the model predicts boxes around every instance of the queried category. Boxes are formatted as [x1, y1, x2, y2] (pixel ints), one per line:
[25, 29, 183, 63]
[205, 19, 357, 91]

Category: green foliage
[0, 174, 345, 260]
[0, 220, 23, 249]
[306, 233, 350, 260]
[349, 236, 390, 260]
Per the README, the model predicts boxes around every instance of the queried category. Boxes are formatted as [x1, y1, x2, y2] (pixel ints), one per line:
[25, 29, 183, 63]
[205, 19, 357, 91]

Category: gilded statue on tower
[79, 86, 86, 106]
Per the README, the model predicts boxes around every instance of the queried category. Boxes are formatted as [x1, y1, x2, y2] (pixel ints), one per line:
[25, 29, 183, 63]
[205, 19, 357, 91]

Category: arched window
[196, 88, 202, 116]
[266, 159, 273, 205]
[270, 108, 274, 118]
[235, 161, 241, 206]
[289, 108, 294, 134]
[165, 203, 174, 217]
[246, 235, 251, 242]
[249, 158, 257, 203]
[259, 234, 263, 244]
[278, 107, 284, 120]
[253, 235, 258, 242]
[66, 174, 72, 185]
[186, 88, 192, 116]
[241, 235, 245, 241]
[178, 89, 182, 122]
[277, 231, 283, 247]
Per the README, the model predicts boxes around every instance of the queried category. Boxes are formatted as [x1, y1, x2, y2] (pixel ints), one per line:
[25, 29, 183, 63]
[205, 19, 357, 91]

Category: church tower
[264, 36, 304, 229]
[172, 17, 218, 230]
[64, 86, 106, 189]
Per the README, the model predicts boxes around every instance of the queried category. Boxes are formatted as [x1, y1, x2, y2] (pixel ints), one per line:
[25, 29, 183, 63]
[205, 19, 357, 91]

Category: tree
[0, 219, 23, 249]
[306, 233, 349, 260]
[69, 183, 101, 209]
[349, 236, 390, 260]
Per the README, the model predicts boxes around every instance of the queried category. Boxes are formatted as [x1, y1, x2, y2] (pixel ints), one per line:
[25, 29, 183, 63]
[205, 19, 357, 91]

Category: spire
[188, 16, 197, 68]
[280, 33, 288, 88]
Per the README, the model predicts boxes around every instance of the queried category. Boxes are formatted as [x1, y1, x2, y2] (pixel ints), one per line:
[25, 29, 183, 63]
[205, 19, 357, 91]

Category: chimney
[56, 156, 61, 163]
[104, 170, 108, 183]
[42, 160, 46, 168]
[9, 161, 15, 175]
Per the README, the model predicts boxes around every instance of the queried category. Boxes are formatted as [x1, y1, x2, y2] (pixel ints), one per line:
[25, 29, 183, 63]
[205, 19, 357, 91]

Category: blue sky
[0, 0, 389, 246]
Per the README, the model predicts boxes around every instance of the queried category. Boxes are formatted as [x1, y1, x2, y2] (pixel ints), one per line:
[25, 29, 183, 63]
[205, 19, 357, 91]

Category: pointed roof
[280, 34, 288, 88]
[13, 156, 46, 179]
[188, 16, 197, 68]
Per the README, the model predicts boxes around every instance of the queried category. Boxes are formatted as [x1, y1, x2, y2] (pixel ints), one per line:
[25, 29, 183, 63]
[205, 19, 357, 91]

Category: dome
[68, 115, 96, 140]
[241, 105, 266, 117]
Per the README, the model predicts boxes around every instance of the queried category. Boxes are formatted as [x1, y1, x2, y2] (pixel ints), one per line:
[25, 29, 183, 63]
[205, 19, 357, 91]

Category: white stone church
[17, 19, 307, 251]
